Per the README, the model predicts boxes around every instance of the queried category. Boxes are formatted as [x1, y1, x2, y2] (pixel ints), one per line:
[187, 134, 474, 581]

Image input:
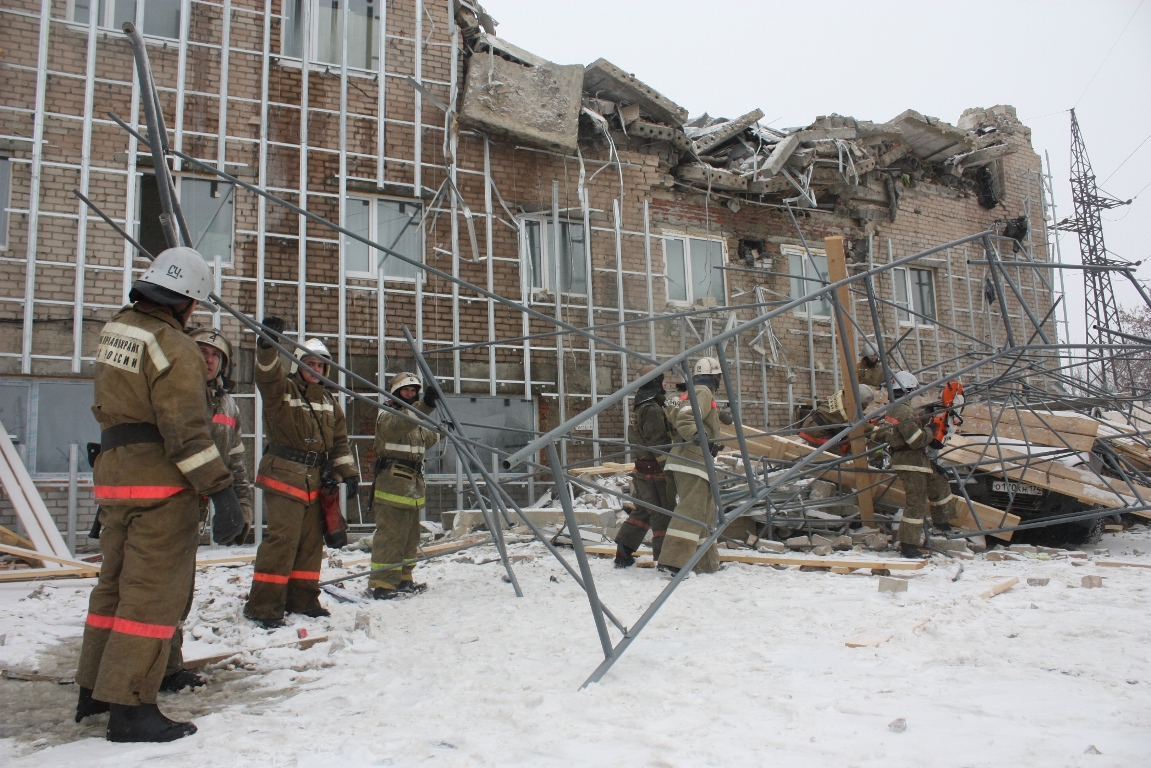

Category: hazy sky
[485, 0, 1151, 344]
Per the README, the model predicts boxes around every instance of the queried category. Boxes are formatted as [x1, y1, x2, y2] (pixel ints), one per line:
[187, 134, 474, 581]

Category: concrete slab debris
[582, 58, 689, 127]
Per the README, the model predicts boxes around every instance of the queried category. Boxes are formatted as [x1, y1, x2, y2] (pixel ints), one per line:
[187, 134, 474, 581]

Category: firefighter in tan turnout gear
[870, 371, 957, 558]
[857, 341, 885, 388]
[798, 385, 876, 451]
[76, 247, 245, 743]
[161, 327, 254, 693]
[614, 364, 675, 567]
[658, 357, 726, 576]
[369, 373, 442, 599]
[244, 321, 359, 627]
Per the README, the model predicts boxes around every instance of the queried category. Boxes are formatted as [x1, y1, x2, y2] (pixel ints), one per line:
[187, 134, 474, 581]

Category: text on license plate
[992, 480, 1043, 496]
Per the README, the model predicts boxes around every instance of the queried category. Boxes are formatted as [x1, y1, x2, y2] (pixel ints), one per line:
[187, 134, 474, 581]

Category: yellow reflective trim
[103, 322, 170, 372]
[175, 444, 221, 474]
[374, 490, 425, 507]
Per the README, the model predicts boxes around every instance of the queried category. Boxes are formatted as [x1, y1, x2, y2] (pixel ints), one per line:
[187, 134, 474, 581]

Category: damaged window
[521, 218, 587, 297]
[283, 0, 382, 71]
[663, 235, 726, 306]
[343, 197, 423, 281]
[137, 175, 235, 264]
[893, 267, 936, 326]
[784, 246, 831, 318]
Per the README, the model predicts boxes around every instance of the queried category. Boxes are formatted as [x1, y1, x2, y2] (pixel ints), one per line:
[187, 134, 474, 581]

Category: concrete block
[675, 163, 748, 191]
[810, 534, 834, 547]
[831, 535, 854, 550]
[966, 535, 988, 553]
[863, 533, 890, 550]
[878, 576, 908, 593]
[808, 479, 838, 500]
[693, 108, 765, 154]
[1066, 551, 1088, 559]
[760, 134, 799, 177]
[1026, 577, 1049, 587]
[1009, 544, 1037, 554]
[747, 175, 791, 195]
[933, 538, 970, 554]
[582, 58, 689, 127]
[460, 52, 584, 153]
[811, 544, 833, 556]
[756, 540, 787, 554]
[785, 535, 811, 550]
[1081, 575, 1104, 589]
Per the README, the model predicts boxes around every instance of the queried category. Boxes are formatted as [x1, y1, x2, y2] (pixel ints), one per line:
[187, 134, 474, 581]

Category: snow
[2, 528, 1151, 766]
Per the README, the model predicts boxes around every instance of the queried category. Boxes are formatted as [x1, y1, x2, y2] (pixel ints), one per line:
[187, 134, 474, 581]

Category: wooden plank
[0, 421, 71, 559]
[1096, 560, 1151, 570]
[0, 566, 99, 582]
[583, 543, 927, 570]
[825, 235, 875, 523]
[196, 553, 258, 566]
[845, 633, 892, 648]
[0, 523, 35, 551]
[979, 577, 1019, 599]
[0, 542, 95, 570]
[0, 451, 61, 568]
[568, 462, 632, 477]
[183, 635, 329, 669]
[963, 405, 1099, 437]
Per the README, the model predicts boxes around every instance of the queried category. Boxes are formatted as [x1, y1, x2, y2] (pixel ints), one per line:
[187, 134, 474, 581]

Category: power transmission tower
[1056, 108, 1133, 393]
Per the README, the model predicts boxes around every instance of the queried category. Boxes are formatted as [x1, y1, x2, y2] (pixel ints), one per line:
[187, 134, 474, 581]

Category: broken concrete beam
[583, 58, 689, 127]
[618, 102, 641, 125]
[947, 142, 1017, 170]
[460, 51, 583, 153]
[747, 175, 792, 195]
[888, 109, 974, 163]
[582, 96, 616, 116]
[877, 144, 909, 167]
[878, 576, 908, 593]
[693, 108, 765, 154]
[629, 120, 692, 150]
[759, 134, 799, 177]
[675, 163, 748, 191]
[793, 126, 859, 143]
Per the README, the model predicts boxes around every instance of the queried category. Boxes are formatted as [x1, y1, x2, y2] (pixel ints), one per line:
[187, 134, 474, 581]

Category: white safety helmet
[693, 357, 722, 376]
[294, 338, 332, 379]
[857, 383, 876, 407]
[891, 370, 919, 394]
[389, 372, 422, 395]
[135, 246, 213, 303]
[861, 341, 878, 361]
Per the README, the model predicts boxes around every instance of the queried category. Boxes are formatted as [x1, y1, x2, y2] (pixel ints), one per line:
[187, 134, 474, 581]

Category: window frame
[280, 0, 383, 73]
[67, 0, 182, 40]
[0, 156, 11, 251]
[893, 266, 937, 327]
[135, 173, 237, 265]
[343, 195, 425, 283]
[782, 244, 832, 319]
[518, 214, 589, 300]
[661, 232, 728, 308]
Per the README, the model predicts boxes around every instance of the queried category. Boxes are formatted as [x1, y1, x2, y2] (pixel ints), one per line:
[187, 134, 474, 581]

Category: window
[283, 0, 382, 71]
[893, 267, 936, 325]
[784, 245, 830, 317]
[663, 235, 725, 306]
[70, 0, 181, 38]
[521, 218, 587, 296]
[137, 175, 236, 264]
[343, 197, 423, 280]
[0, 157, 10, 250]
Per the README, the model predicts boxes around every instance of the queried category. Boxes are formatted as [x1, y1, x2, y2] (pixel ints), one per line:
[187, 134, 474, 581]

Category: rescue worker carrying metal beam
[658, 357, 725, 576]
[369, 373, 442, 599]
[614, 364, 675, 568]
[244, 320, 359, 627]
[869, 371, 957, 558]
[857, 341, 885, 388]
[798, 385, 876, 451]
[160, 327, 253, 693]
[76, 247, 244, 743]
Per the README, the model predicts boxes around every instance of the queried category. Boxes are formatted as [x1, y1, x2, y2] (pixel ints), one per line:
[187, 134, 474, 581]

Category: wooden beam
[0, 542, 95, 569]
[979, 577, 1019, 599]
[1095, 560, 1151, 570]
[0, 420, 72, 560]
[183, 635, 329, 669]
[0, 524, 35, 551]
[0, 566, 99, 581]
[824, 235, 875, 522]
[583, 543, 927, 570]
[959, 405, 1098, 451]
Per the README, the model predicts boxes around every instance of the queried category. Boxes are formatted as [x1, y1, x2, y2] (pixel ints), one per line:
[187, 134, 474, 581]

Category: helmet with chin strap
[293, 338, 332, 380]
[189, 327, 234, 389]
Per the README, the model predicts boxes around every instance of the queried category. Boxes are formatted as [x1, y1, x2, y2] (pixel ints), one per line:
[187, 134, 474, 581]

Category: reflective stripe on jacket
[372, 399, 440, 509]
[665, 384, 720, 481]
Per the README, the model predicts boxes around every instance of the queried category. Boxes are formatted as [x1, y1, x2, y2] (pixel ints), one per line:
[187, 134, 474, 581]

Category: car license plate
[992, 480, 1043, 496]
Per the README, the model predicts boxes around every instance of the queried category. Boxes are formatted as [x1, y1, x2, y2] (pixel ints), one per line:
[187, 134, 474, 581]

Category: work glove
[718, 405, 734, 425]
[257, 316, 285, 349]
[344, 475, 359, 500]
[209, 486, 245, 544]
[422, 386, 440, 408]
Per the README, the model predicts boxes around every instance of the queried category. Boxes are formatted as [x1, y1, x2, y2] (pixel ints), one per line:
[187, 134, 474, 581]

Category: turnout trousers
[76, 495, 199, 705]
[615, 473, 673, 560]
[896, 467, 958, 546]
[657, 471, 720, 574]
[369, 502, 422, 590]
[244, 493, 325, 620]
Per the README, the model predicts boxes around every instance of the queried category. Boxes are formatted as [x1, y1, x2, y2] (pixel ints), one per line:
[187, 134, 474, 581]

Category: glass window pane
[0, 158, 10, 250]
[143, 0, 180, 38]
[347, 0, 381, 70]
[690, 238, 725, 305]
[557, 222, 586, 294]
[790, 251, 829, 316]
[377, 199, 421, 280]
[665, 238, 687, 302]
[180, 178, 234, 263]
[524, 221, 543, 289]
[282, 0, 303, 58]
[73, 0, 92, 24]
[893, 267, 911, 323]
[36, 382, 100, 474]
[913, 268, 936, 322]
[344, 197, 371, 273]
[113, 0, 136, 28]
[315, 0, 340, 65]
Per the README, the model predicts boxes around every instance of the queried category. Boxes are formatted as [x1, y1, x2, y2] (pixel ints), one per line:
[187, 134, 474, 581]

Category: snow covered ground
[2, 526, 1150, 767]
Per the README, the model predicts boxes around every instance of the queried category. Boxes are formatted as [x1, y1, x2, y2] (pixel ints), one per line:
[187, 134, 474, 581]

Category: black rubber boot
[159, 669, 207, 693]
[246, 615, 285, 630]
[75, 686, 110, 722]
[656, 564, 680, 577]
[291, 606, 331, 618]
[900, 542, 926, 559]
[106, 703, 197, 743]
[614, 546, 636, 568]
[372, 587, 399, 600]
[397, 580, 427, 595]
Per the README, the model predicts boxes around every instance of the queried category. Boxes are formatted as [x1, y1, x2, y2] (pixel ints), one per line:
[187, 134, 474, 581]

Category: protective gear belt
[265, 443, 328, 467]
[100, 422, 163, 451]
[374, 456, 424, 473]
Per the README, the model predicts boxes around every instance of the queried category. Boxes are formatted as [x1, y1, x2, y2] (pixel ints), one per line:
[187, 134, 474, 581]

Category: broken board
[583, 544, 926, 571]
[979, 577, 1019, 599]
[183, 635, 329, 669]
